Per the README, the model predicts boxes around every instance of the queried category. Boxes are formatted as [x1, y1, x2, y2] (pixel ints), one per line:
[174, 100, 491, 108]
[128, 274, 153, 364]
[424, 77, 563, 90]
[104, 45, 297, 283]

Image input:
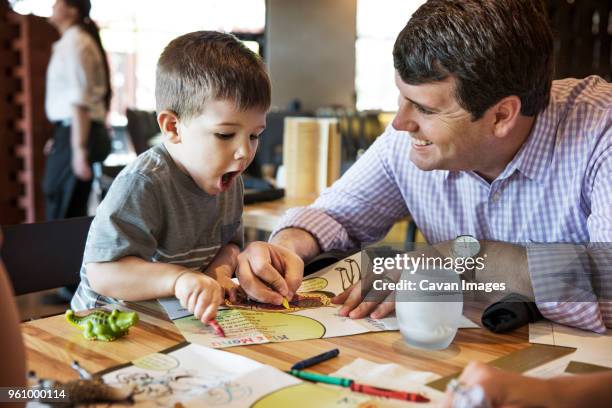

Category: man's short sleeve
[83, 173, 161, 264]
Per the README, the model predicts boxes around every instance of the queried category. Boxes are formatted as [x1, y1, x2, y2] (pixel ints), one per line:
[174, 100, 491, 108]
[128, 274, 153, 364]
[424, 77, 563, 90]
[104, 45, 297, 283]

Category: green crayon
[288, 369, 353, 387]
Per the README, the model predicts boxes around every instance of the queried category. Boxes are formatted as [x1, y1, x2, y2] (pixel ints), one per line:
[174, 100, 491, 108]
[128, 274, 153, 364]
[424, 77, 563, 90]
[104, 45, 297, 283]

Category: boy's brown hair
[156, 31, 271, 120]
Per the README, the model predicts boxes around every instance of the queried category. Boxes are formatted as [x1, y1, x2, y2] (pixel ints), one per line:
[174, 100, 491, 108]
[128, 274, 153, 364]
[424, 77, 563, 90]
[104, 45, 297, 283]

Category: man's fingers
[348, 300, 382, 319]
[237, 259, 284, 304]
[332, 283, 358, 305]
[338, 284, 364, 317]
[370, 292, 396, 319]
[249, 259, 289, 297]
[279, 248, 304, 298]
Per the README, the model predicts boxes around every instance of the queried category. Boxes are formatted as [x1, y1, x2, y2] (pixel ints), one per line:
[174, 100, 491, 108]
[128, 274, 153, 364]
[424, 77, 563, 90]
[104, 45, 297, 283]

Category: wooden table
[242, 196, 414, 244]
[243, 196, 316, 232]
[22, 301, 529, 384]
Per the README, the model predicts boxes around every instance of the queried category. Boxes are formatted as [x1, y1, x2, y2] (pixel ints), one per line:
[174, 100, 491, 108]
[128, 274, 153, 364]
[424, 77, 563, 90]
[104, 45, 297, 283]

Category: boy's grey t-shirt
[71, 143, 243, 311]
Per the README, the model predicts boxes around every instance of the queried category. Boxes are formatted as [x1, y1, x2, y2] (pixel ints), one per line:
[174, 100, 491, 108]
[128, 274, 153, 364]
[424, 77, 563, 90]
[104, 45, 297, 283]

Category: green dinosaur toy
[65, 309, 139, 341]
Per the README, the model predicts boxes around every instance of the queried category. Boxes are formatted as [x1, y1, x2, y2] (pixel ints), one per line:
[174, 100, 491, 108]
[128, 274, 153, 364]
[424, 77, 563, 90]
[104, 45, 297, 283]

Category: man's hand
[72, 147, 92, 181]
[332, 279, 396, 319]
[174, 271, 224, 323]
[236, 241, 304, 305]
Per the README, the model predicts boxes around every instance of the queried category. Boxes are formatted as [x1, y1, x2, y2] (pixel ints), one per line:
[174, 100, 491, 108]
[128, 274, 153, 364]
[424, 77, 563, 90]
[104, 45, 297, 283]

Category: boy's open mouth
[219, 170, 240, 191]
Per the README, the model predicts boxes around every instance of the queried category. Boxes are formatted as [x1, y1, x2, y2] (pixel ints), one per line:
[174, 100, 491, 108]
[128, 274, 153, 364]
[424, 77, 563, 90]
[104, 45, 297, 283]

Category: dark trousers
[43, 122, 111, 221]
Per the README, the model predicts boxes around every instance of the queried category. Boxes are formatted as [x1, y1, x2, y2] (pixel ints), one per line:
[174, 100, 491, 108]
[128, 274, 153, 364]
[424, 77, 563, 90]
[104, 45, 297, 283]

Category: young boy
[70, 31, 270, 324]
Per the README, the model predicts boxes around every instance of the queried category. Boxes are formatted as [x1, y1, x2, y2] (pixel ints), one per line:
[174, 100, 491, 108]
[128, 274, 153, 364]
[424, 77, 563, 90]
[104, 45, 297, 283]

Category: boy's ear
[157, 110, 181, 143]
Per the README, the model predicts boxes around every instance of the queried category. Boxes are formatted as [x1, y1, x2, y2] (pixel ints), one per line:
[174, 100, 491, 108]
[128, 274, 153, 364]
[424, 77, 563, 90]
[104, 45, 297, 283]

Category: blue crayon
[291, 348, 340, 370]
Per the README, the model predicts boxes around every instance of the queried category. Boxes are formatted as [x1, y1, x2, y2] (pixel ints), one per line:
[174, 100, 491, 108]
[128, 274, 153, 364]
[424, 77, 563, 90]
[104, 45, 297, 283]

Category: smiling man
[237, 0, 611, 333]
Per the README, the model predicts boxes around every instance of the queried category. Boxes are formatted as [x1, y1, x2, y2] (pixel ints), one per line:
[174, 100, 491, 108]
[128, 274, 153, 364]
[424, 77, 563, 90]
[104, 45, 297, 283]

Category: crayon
[288, 370, 352, 387]
[350, 382, 430, 402]
[209, 319, 225, 337]
[282, 297, 290, 309]
[291, 348, 340, 370]
[287, 370, 429, 403]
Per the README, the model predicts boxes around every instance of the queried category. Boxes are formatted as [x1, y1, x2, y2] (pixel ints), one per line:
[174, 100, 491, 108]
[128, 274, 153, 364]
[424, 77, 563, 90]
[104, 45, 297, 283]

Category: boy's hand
[174, 271, 224, 323]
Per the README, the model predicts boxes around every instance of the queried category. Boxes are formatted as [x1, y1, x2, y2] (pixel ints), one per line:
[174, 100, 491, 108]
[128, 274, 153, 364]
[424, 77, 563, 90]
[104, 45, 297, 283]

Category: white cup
[395, 268, 463, 350]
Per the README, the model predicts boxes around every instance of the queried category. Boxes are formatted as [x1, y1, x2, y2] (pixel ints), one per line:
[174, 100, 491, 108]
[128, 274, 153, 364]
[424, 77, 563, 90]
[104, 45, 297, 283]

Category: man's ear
[492, 95, 521, 139]
[157, 110, 181, 144]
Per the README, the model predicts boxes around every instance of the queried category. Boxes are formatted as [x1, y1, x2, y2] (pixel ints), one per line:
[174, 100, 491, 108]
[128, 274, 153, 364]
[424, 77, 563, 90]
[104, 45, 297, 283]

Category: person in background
[43, 0, 111, 220]
[0, 228, 27, 402]
[43, 0, 112, 303]
[442, 361, 612, 408]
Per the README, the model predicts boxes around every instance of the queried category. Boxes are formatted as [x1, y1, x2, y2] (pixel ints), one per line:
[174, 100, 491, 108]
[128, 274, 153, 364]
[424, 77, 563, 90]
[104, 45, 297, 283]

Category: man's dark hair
[156, 31, 271, 120]
[393, 0, 554, 120]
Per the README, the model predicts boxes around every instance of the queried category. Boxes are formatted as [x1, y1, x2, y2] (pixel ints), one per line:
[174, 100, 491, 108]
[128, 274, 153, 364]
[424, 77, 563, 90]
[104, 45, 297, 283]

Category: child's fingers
[202, 286, 223, 323]
[186, 291, 198, 312]
[200, 302, 219, 323]
[193, 291, 213, 321]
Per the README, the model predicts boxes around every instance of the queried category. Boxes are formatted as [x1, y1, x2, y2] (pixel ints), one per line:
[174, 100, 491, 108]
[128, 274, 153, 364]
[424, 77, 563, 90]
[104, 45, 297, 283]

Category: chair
[1, 217, 93, 295]
[126, 108, 160, 155]
[92, 162, 126, 202]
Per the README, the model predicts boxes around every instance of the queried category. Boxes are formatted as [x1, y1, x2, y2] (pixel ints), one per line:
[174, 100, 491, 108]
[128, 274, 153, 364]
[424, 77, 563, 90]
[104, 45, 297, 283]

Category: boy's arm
[88, 243, 241, 301]
[87, 256, 189, 301]
[202, 243, 243, 302]
[202, 243, 240, 281]
[88, 257, 224, 323]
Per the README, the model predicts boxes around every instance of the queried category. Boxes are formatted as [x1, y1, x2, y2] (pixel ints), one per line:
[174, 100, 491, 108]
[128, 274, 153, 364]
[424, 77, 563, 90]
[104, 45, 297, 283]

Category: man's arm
[270, 227, 321, 262]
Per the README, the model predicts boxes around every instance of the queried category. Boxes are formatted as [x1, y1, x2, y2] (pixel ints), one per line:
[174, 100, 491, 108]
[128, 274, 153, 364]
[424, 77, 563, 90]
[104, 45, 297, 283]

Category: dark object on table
[304, 250, 358, 275]
[244, 188, 284, 204]
[243, 176, 284, 204]
[481, 293, 543, 333]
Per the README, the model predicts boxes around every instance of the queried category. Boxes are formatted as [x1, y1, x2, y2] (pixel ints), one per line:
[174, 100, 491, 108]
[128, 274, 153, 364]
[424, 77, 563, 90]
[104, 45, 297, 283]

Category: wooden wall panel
[548, 0, 611, 80]
[1, 5, 57, 224]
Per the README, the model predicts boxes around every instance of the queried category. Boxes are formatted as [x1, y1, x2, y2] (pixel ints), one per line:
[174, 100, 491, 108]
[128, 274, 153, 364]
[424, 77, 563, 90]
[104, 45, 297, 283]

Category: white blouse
[45, 25, 108, 123]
